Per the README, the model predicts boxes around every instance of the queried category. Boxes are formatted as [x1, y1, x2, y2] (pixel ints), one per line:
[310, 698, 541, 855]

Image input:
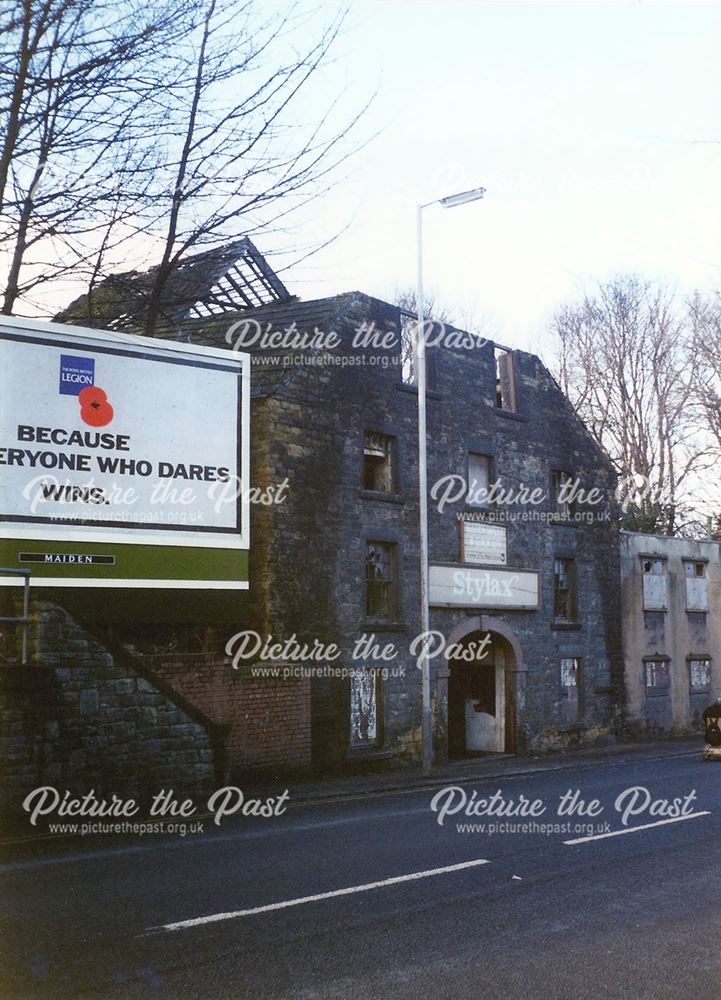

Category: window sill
[556, 723, 586, 733]
[551, 620, 582, 631]
[644, 690, 671, 698]
[494, 408, 527, 423]
[359, 490, 404, 505]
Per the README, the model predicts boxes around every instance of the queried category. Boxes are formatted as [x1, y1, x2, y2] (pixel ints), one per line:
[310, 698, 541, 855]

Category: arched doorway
[440, 616, 523, 759]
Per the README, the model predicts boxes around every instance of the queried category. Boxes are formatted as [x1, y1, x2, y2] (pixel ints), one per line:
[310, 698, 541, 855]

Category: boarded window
[560, 657, 581, 724]
[642, 558, 667, 611]
[495, 348, 516, 411]
[350, 669, 381, 747]
[645, 659, 670, 695]
[554, 558, 576, 621]
[365, 541, 398, 619]
[363, 432, 394, 493]
[689, 658, 711, 694]
[400, 314, 416, 385]
[468, 453, 491, 507]
[684, 561, 708, 612]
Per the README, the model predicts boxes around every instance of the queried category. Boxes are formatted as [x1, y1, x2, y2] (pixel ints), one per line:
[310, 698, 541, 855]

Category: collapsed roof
[54, 238, 292, 332]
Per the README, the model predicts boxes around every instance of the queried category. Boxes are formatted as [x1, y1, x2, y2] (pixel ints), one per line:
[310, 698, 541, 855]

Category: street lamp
[416, 185, 486, 776]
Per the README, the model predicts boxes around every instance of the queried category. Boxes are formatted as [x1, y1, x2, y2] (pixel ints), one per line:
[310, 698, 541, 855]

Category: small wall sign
[460, 520, 507, 566]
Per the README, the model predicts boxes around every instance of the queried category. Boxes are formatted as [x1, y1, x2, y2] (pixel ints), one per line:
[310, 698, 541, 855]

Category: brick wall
[143, 655, 311, 774]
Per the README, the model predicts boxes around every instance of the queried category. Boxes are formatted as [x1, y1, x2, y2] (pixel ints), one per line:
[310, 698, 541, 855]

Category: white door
[464, 657, 505, 752]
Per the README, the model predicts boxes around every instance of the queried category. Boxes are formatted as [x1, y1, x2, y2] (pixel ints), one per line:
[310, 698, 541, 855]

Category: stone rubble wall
[0, 603, 217, 825]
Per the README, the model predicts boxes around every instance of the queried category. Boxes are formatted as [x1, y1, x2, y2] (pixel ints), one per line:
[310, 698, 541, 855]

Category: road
[2, 753, 719, 999]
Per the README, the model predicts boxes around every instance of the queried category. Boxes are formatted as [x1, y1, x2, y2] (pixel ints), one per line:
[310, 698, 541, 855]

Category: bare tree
[139, 0, 368, 335]
[0, 0, 192, 315]
[689, 289, 721, 448]
[2, 1, 367, 325]
[549, 275, 709, 534]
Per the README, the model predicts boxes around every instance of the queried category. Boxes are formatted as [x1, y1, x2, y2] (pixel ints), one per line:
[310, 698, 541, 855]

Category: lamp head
[439, 187, 486, 209]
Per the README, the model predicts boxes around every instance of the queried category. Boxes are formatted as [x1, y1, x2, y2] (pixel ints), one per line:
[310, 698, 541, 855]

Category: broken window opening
[645, 659, 670, 694]
[365, 541, 398, 620]
[363, 433, 395, 493]
[560, 657, 581, 724]
[495, 347, 517, 411]
[554, 557, 577, 621]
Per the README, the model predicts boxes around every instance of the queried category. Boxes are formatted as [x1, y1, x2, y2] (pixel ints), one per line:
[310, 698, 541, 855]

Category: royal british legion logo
[59, 355, 95, 395]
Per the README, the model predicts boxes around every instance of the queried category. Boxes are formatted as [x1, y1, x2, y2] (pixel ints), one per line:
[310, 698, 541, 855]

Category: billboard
[0, 317, 249, 588]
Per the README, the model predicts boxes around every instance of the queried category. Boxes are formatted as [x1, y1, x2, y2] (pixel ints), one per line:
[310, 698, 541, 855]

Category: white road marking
[564, 810, 711, 845]
[151, 857, 491, 932]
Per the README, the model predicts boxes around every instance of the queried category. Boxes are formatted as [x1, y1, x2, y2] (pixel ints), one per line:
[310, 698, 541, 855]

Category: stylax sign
[0, 317, 249, 589]
[429, 564, 540, 610]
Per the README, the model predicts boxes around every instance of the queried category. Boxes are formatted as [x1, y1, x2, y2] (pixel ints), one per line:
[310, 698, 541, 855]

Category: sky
[277, 0, 721, 355]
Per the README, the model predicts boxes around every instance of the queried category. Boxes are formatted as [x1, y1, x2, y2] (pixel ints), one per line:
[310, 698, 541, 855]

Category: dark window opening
[645, 660, 670, 695]
[495, 348, 517, 411]
[560, 657, 581, 724]
[363, 432, 394, 493]
[554, 557, 577, 621]
[551, 469, 574, 519]
[365, 541, 398, 620]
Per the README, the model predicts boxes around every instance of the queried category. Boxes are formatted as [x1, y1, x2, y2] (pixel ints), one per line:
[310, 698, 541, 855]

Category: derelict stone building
[171, 288, 624, 770]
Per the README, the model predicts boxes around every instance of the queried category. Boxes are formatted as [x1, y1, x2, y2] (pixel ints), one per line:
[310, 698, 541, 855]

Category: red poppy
[79, 386, 114, 427]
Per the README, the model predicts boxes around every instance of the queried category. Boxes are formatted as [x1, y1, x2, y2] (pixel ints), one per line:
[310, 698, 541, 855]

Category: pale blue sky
[281, 0, 721, 351]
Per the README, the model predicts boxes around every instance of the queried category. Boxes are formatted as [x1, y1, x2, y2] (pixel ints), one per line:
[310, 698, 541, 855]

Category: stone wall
[0, 603, 217, 826]
[142, 291, 623, 770]
[223, 293, 624, 767]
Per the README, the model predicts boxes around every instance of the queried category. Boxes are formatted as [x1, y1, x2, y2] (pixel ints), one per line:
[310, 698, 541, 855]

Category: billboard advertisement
[0, 317, 249, 588]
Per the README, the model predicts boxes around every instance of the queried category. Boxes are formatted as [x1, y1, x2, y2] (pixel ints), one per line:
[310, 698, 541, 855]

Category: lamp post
[416, 186, 486, 776]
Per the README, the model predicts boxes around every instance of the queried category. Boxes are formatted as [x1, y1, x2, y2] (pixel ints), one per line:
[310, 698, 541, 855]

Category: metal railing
[0, 568, 31, 664]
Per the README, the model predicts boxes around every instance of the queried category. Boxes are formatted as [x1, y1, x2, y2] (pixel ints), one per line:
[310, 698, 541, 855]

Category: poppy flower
[78, 386, 114, 427]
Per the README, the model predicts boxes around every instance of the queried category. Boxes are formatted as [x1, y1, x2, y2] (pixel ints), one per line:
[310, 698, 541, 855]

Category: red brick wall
[145, 654, 311, 772]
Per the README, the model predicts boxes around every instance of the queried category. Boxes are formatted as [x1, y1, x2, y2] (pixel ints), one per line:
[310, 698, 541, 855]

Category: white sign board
[460, 521, 507, 565]
[429, 564, 540, 610]
[0, 318, 249, 588]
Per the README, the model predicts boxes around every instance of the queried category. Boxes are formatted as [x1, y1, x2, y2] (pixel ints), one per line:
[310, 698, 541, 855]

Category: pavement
[1, 745, 718, 999]
[283, 737, 702, 804]
[0, 737, 701, 851]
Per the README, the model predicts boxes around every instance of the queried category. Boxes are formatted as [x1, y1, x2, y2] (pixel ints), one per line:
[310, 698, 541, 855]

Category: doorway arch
[437, 616, 523, 758]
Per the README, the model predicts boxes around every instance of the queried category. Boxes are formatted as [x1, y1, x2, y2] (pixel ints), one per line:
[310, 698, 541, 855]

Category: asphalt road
[2, 753, 719, 999]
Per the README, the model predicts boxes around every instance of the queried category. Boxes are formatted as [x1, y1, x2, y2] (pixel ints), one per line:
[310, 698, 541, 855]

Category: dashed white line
[564, 810, 711, 845]
[150, 857, 491, 932]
